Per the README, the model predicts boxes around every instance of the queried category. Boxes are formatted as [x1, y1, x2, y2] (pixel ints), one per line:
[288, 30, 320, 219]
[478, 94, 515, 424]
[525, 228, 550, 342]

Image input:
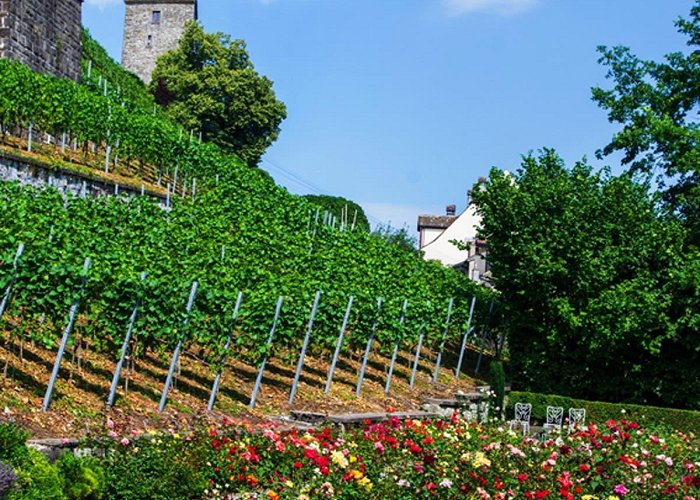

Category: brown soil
[0, 329, 488, 439]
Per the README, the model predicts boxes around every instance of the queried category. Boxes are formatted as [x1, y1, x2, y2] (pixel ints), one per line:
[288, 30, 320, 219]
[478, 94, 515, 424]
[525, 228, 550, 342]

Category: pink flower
[106, 419, 115, 429]
[375, 441, 385, 455]
[614, 484, 628, 496]
[120, 437, 130, 446]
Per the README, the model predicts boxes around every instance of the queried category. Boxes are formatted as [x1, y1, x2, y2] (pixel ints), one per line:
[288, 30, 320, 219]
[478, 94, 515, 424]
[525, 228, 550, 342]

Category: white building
[417, 183, 491, 286]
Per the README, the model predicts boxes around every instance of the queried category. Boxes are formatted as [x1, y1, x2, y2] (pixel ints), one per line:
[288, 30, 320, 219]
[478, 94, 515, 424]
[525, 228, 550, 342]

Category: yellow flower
[285, 480, 294, 488]
[472, 451, 491, 468]
[331, 449, 349, 468]
[358, 477, 372, 491]
[607, 497, 620, 500]
[349, 469, 364, 480]
[349, 455, 357, 464]
[581, 496, 599, 500]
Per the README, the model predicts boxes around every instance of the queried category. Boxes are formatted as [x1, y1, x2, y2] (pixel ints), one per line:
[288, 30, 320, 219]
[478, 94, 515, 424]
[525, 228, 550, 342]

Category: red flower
[518, 473, 529, 483]
[425, 482, 437, 494]
[242, 445, 261, 463]
[619, 455, 641, 468]
[536, 489, 551, 499]
[682, 475, 700, 487]
[557, 472, 573, 489]
[579, 464, 590, 472]
[293, 461, 303, 469]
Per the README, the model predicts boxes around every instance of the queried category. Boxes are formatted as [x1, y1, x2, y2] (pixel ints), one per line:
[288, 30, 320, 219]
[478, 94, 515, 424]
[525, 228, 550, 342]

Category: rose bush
[201, 415, 700, 499]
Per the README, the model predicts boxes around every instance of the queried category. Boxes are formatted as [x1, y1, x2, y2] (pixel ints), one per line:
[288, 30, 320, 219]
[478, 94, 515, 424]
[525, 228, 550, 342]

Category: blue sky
[83, 0, 695, 233]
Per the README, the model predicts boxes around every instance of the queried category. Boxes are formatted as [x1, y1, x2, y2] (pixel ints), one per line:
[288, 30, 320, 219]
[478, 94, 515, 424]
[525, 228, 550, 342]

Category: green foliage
[471, 150, 699, 409]
[0, 57, 206, 182]
[0, 423, 29, 466]
[55, 453, 105, 500]
[302, 195, 370, 232]
[102, 437, 205, 500]
[8, 449, 65, 500]
[81, 29, 154, 113]
[489, 361, 505, 418]
[372, 224, 419, 254]
[150, 21, 287, 166]
[592, 1, 700, 242]
[508, 391, 700, 435]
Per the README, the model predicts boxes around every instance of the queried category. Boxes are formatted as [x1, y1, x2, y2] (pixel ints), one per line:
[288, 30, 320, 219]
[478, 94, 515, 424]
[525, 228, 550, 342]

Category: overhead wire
[261, 157, 392, 229]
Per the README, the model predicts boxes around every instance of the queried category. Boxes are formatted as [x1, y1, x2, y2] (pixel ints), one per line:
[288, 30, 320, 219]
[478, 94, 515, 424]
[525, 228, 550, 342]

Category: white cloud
[84, 0, 121, 9]
[443, 0, 539, 16]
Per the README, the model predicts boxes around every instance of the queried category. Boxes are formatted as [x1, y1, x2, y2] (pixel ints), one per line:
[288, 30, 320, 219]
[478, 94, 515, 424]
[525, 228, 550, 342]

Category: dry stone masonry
[0, 151, 168, 206]
[122, 0, 197, 83]
[0, 0, 83, 80]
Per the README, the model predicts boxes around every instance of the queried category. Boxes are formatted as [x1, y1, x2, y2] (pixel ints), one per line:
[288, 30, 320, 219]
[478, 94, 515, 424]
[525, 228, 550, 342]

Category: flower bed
[2, 415, 699, 499]
[202, 415, 700, 499]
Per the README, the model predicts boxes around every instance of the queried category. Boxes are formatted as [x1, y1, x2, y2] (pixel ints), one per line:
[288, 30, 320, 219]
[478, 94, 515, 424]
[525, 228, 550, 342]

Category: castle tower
[122, 0, 197, 84]
[0, 0, 83, 80]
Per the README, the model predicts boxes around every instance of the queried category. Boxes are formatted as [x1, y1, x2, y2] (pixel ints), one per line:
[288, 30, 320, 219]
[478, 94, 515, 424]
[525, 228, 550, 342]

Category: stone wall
[122, 0, 196, 83]
[0, 0, 83, 81]
[0, 151, 167, 207]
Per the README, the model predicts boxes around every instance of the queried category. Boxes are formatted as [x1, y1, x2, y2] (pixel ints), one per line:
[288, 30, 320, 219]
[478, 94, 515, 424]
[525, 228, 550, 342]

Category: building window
[146, 35, 152, 48]
[152, 10, 161, 24]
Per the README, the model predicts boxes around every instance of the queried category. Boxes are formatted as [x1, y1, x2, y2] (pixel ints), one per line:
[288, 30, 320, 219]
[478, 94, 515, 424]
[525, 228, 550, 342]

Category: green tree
[592, 1, 700, 241]
[471, 150, 700, 408]
[150, 21, 287, 166]
[372, 224, 419, 254]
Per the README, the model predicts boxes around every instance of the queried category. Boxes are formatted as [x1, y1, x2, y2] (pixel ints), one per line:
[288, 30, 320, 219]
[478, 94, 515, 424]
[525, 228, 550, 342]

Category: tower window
[147, 35, 153, 47]
[152, 10, 161, 24]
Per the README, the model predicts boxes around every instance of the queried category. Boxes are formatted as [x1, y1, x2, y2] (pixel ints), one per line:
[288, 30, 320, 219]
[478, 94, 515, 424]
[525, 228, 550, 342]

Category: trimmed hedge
[507, 391, 700, 434]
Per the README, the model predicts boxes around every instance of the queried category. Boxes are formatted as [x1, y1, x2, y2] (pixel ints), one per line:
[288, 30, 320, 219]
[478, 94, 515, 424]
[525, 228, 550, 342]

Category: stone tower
[122, 0, 197, 84]
[0, 0, 83, 81]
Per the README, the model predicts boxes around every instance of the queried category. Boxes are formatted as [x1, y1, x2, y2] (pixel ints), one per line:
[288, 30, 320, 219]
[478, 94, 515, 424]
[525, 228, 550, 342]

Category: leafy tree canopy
[472, 150, 700, 409]
[593, 1, 700, 240]
[150, 21, 287, 166]
[372, 224, 419, 255]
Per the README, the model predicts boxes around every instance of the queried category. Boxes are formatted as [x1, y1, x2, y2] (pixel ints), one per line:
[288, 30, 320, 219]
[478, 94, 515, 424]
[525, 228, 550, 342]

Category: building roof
[416, 215, 456, 232]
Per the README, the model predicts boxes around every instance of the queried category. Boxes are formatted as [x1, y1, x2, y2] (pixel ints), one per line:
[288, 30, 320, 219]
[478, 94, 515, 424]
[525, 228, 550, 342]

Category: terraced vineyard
[0, 35, 494, 420]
